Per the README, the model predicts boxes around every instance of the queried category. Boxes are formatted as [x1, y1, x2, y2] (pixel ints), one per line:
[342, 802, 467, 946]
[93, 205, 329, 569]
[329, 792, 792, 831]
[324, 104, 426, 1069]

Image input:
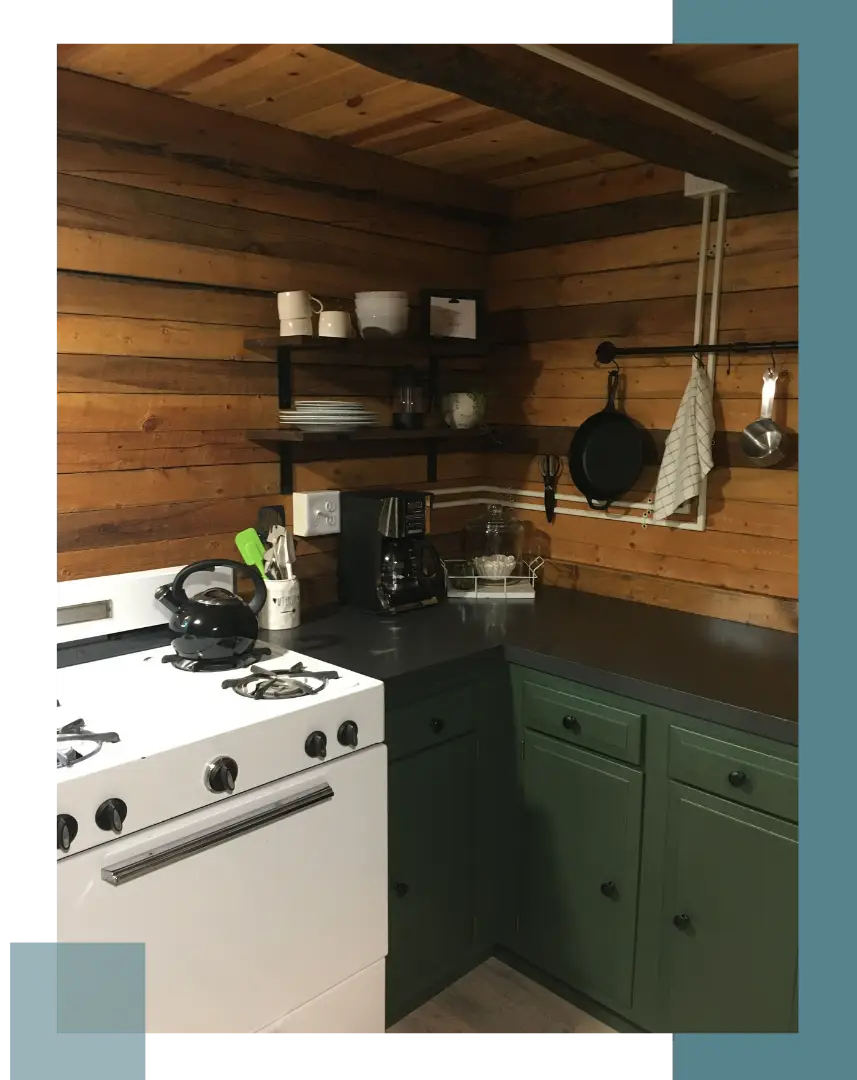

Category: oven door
[58, 746, 387, 1033]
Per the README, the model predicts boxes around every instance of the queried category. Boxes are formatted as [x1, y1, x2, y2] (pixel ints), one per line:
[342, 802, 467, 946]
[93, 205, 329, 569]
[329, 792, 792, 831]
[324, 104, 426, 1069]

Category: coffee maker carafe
[338, 490, 446, 614]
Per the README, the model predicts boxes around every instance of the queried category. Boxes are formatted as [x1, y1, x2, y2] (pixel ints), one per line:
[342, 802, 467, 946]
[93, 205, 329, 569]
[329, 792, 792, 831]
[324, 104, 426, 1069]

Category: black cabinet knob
[95, 798, 127, 835]
[600, 880, 618, 898]
[305, 731, 328, 760]
[728, 769, 747, 788]
[673, 913, 691, 930]
[392, 882, 409, 898]
[430, 717, 445, 734]
[205, 756, 238, 794]
[337, 721, 359, 749]
[563, 715, 581, 732]
[57, 814, 78, 853]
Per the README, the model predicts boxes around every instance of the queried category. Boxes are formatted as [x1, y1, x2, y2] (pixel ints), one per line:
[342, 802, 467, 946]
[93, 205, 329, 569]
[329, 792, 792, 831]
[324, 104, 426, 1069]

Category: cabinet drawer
[514, 670, 642, 765]
[386, 682, 478, 762]
[668, 726, 798, 822]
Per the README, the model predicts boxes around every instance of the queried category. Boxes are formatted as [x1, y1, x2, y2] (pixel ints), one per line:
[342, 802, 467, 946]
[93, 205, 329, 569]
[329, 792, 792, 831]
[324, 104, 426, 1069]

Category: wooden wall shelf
[247, 332, 491, 492]
[245, 335, 488, 358]
[247, 426, 490, 444]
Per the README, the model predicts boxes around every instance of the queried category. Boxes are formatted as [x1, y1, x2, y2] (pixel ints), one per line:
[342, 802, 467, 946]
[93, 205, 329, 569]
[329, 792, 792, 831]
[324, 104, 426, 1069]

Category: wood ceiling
[56, 44, 797, 191]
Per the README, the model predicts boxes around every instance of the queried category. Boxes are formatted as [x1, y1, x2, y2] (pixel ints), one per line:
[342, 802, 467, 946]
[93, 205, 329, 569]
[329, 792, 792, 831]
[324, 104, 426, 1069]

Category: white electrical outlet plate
[293, 491, 341, 537]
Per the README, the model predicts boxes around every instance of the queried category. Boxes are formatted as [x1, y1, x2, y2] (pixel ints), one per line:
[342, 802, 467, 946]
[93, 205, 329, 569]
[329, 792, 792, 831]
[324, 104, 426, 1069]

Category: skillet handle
[605, 369, 620, 410]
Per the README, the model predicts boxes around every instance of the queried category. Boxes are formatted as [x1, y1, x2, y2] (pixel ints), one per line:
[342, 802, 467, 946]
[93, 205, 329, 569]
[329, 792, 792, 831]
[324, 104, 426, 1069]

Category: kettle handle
[171, 559, 267, 615]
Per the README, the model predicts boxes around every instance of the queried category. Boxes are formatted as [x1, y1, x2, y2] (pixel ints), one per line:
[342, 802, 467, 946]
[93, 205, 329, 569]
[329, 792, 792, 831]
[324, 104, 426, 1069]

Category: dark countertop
[262, 587, 798, 745]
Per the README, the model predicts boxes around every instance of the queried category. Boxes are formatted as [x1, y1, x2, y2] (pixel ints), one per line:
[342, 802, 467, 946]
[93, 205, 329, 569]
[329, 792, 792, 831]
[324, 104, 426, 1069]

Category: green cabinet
[386, 732, 479, 1023]
[387, 659, 798, 1034]
[516, 731, 643, 1010]
[511, 664, 798, 1034]
[384, 659, 515, 1026]
[653, 782, 798, 1033]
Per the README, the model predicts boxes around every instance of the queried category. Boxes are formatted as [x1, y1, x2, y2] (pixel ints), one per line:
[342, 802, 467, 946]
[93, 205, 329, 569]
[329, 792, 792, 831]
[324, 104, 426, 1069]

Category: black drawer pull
[600, 880, 618, 899]
[728, 769, 747, 788]
[673, 913, 691, 930]
[392, 882, 409, 898]
[562, 715, 581, 732]
[430, 717, 445, 734]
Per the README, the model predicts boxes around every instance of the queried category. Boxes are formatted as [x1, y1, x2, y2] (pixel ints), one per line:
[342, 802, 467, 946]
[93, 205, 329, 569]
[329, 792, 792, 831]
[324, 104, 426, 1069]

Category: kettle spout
[154, 584, 179, 615]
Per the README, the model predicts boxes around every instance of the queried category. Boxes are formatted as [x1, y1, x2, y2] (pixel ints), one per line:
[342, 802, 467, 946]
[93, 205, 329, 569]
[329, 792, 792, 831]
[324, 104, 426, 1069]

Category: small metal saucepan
[740, 367, 787, 467]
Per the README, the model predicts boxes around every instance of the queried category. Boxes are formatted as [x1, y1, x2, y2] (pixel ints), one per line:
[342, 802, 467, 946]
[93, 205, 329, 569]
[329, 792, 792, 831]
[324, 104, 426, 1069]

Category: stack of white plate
[278, 400, 379, 433]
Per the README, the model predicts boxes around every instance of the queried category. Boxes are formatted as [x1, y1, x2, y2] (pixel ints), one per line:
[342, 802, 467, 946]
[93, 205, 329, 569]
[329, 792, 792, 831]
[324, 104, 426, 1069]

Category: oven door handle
[101, 782, 334, 887]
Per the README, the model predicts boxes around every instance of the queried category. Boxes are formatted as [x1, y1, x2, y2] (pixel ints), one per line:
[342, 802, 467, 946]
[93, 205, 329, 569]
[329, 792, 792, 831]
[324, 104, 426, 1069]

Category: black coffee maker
[338, 490, 446, 614]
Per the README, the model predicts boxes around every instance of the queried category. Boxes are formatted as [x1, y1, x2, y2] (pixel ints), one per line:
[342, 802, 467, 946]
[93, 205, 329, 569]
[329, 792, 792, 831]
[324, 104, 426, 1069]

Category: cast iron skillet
[568, 369, 645, 510]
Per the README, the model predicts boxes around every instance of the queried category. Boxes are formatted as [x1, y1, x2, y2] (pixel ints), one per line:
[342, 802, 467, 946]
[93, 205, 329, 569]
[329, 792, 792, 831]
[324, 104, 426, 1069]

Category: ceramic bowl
[441, 392, 486, 430]
[355, 293, 409, 338]
[473, 554, 517, 579]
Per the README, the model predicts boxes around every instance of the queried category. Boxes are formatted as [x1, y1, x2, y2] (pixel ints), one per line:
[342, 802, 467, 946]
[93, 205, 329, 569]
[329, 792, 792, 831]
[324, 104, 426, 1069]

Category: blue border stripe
[10, 943, 145, 1080]
[672, 1, 857, 1077]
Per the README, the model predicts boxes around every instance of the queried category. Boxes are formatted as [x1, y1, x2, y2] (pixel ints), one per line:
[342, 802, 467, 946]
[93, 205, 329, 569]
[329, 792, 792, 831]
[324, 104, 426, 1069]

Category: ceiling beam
[324, 45, 794, 192]
[549, 45, 797, 157]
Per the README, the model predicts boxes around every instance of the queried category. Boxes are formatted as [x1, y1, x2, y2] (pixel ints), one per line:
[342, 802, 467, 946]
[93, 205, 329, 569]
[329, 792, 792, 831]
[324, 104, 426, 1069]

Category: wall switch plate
[292, 491, 340, 537]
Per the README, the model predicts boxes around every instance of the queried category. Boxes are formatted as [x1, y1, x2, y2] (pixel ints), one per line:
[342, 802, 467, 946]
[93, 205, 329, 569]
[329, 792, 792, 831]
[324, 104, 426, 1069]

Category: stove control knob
[337, 721, 359, 749]
[95, 798, 127, 835]
[205, 756, 238, 795]
[305, 731, 328, 760]
[57, 814, 78, 853]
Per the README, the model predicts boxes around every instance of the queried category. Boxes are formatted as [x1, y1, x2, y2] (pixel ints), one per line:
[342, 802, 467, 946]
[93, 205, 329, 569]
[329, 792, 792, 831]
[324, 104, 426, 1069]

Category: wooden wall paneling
[57, 174, 487, 285]
[543, 562, 798, 633]
[57, 136, 492, 252]
[491, 211, 798, 283]
[58, 496, 292, 552]
[494, 187, 798, 253]
[57, 431, 279, 473]
[490, 287, 799, 344]
[56, 68, 494, 591]
[58, 271, 277, 326]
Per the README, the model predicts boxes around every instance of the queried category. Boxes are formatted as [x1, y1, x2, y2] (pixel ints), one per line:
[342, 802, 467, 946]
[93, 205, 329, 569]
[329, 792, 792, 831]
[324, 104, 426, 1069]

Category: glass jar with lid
[462, 503, 525, 578]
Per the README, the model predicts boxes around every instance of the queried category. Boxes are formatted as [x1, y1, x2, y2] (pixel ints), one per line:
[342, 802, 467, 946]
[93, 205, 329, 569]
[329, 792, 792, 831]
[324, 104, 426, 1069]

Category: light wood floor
[388, 958, 617, 1034]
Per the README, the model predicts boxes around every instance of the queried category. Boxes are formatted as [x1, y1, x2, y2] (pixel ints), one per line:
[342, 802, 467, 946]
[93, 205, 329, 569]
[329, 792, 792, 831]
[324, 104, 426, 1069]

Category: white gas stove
[56, 641, 387, 1033]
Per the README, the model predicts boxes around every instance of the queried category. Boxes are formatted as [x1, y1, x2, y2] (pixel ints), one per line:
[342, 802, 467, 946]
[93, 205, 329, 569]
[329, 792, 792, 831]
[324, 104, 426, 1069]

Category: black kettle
[155, 560, 267, 663]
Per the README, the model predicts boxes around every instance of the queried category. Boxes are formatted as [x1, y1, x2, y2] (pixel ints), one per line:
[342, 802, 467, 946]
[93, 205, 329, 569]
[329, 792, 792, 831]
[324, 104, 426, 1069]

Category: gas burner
[57, 718, 121, 769]
[222, 662, 340, 701]
[160, 647, 272, 673]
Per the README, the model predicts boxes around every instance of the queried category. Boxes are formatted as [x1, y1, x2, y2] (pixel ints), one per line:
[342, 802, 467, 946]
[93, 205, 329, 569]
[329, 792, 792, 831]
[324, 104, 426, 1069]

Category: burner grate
[161, 647, 272, 673]
[57, 719, 121, 769]
[222, 662, 340, 701]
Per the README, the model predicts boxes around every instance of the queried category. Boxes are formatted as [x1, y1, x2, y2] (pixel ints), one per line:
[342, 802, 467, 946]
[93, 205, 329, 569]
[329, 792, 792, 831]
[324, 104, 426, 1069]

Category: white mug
[258, 577, 301, 631]
[318, 310, 353, 338]
[280, 316, 313, 336]
[277, 290, 324, 319]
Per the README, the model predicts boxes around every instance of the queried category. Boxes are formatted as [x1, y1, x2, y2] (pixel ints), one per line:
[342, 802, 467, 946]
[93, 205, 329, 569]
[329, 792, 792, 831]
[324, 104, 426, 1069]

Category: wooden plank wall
[57, 70, 495, 609]
[487, 163, 799, 632]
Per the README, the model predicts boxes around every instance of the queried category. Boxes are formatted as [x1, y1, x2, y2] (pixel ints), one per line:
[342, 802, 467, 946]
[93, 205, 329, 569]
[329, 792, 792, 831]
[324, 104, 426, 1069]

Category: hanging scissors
[539, 454, 562, 524]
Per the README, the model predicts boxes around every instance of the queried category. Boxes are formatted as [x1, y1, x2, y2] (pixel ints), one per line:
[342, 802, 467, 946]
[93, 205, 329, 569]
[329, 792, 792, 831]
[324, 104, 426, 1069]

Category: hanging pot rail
[595, 339, 799, 365]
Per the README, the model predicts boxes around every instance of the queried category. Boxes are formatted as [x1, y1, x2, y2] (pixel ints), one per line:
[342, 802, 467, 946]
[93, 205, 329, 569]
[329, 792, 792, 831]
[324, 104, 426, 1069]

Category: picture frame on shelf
[419, 289, 486, 344]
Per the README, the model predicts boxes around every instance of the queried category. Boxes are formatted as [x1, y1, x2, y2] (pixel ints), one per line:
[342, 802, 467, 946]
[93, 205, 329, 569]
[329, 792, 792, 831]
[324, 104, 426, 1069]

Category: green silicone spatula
[235, 527, 268, 579]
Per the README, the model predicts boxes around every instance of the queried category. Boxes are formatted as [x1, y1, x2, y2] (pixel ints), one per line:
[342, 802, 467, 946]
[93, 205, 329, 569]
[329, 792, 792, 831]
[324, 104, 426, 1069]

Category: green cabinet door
[516, 730, 644, 1010]
[386, 733, 479, 1025]
[657, 782, 798, 1033]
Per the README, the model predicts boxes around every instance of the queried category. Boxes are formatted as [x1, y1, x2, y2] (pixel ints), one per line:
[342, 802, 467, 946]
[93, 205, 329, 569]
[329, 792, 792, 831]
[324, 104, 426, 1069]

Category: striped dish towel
[652, 362, 715, 521]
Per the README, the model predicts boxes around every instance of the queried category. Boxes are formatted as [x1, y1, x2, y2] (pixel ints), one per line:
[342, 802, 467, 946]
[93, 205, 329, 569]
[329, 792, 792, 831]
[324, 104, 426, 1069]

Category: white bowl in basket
[473, 554, 517, 578]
